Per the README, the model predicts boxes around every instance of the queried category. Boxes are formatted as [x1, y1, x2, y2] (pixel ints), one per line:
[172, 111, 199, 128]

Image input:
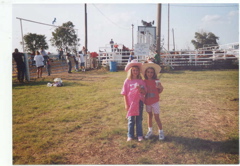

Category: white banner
[134, 43, 149, 56]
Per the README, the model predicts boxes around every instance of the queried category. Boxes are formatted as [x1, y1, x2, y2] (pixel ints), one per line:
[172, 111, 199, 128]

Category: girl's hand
[156, 83, 161, 89]
[125, 105, 129, 111]
[138, 85, 146, 94]
[157, 83, 164, 93]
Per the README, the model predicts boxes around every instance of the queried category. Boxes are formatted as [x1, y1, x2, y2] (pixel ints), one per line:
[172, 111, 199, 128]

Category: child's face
[131, 67, 140, 78]
[146, 68, 155, 79]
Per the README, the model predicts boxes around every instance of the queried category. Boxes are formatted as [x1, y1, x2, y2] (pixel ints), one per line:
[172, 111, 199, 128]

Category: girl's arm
[123, 96, 128, 111]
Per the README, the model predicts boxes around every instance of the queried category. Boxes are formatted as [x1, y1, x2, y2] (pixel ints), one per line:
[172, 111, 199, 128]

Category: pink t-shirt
[144, 79, 160, 105]
[121, 79, 146, 117]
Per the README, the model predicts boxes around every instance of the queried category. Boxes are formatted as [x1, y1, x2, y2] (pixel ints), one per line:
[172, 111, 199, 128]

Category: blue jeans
[127, 101, 143, 138]
[17, 63, 25, 82]
[75, 62, 79, 71]
[46, 64, 51, 76]
[68, 61, 72, 72]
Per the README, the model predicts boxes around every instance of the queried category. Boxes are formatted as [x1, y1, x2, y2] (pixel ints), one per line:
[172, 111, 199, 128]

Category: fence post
[195, 51, 197, 66]
[212, 51, 216, 61]
[224, 49, 226, 60]
[24, 53, 30, 81]
[189, 53, 192, 63]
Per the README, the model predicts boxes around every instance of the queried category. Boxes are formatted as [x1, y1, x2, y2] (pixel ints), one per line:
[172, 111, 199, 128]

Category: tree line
[22, 20, 219, 54]
[22, 21, 80, 54]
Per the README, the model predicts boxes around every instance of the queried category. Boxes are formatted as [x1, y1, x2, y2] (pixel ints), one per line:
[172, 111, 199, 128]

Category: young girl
[34, 51, 44, 78]
[142, 62, 164, 140]
[121, 60, 146, 142]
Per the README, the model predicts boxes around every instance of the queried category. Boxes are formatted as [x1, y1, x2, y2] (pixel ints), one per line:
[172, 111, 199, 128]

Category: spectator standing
[40, 48, 48, 66]
[82, 46, 86, 55]
[90, 51, 98, 69]
[79, 51, 86, 72]
[46, 54, 53, 76]
[73, 53, 79, 72]
[128, 51, 134, 62]
[110, 39, 114, 52]
[154, 50, 161, 65]
[59, 48, 63, 60]
[30, 51, 35, 66]
[114, 43, 118, 52]
[12, 48, 25, 83]
[34, 51, 44, 78]
[66, 53, 72, 73]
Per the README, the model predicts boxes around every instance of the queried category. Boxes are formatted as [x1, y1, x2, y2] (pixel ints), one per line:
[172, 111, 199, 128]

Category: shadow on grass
[164, 135, 239, 154]
[12, 80, 49, 88]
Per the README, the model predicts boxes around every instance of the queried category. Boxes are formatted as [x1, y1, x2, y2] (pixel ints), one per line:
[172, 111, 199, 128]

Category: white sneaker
[145, 130, 153, 139]
[138, 136, 144, 142]
[159, 131, 164, 140]
[127, 137, 132, 142]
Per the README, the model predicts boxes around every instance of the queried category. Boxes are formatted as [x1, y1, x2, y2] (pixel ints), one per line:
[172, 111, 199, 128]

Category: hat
[125, 59, 142, 72]
[142, 62, 161, 74]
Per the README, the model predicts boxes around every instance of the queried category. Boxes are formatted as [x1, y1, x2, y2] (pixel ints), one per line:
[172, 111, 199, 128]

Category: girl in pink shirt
[121, 60, 146, 142]
[142, 62, 164, 140]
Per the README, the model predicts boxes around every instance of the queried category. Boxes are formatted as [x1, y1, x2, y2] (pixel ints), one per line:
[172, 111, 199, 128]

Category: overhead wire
[92, 4, 131, 31]
[162, 4, 238, 7]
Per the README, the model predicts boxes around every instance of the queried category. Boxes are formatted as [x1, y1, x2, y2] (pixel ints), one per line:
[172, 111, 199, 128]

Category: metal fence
[12, 49, 239, 80]
[160, 50, 239, 68]
[96, 49, 239, 68]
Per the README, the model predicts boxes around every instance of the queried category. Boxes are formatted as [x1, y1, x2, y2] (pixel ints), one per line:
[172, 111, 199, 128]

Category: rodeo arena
[12, 23, 239, 82]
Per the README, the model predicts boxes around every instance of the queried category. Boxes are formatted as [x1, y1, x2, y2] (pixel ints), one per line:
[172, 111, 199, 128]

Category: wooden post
[85, 4, 88, 52]
[156, 4, 162, 54]
[19, 19, 25, 53]
[168, 4, 170, 51]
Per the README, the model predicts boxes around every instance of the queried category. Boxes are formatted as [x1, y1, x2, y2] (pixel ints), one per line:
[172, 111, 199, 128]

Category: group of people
[66, 50, 86, 73]
[34, 48, 53, 78]
[13, 46, 88, 81]
[12, 48, 53, 82]
[121, 59, 164, 142]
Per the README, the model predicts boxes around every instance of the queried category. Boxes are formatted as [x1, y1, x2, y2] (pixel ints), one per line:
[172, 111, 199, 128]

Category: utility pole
[131, 24, 134, 50]
[19, 19, 25, 52]
[156, 4, 162, 55]
[168, 4, 170, 51]
[172, 28, 175, 51]
[85, 4, 88, 52]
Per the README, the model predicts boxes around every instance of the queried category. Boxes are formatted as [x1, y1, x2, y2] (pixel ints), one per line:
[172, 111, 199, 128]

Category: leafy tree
[191, 31, 219, 49]
[23, 33, 48, 53]
[50, 21, 80, 53]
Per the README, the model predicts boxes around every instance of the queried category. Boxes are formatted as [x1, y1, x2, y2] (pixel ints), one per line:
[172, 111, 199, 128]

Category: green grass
[12, 69, 239, 164]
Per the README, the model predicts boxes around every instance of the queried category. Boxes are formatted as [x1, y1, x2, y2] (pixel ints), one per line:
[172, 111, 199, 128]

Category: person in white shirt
[34, 51, 44, 78]
[79, 51, 86, 72]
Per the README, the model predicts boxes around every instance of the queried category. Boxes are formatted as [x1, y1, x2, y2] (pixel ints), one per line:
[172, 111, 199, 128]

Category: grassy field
[12, 68, 239, 164]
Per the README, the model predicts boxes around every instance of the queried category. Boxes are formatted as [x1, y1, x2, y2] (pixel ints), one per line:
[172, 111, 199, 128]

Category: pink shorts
[146, 102, 160, 114]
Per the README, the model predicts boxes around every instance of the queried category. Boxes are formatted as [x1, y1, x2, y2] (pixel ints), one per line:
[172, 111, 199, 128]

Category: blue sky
[11, 2, 239, 53]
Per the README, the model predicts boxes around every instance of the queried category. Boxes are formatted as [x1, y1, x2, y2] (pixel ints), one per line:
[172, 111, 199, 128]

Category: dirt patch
[12, 68, 110, 84]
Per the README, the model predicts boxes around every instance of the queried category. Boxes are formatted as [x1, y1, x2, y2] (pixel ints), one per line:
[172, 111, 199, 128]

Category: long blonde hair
[127, 66, 143, 80]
